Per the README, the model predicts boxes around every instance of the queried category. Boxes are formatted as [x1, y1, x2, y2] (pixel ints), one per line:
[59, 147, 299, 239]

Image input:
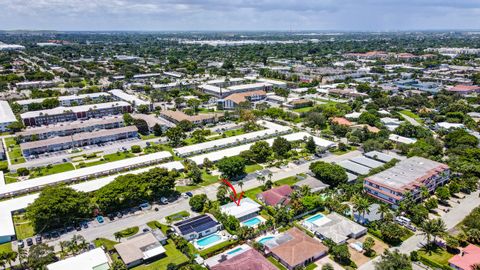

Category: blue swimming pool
[227, 247, 243, 255]
[305, 213, 325, 224]
[242, 217, 262, 227]
[258, 236, 275, 245]
[197, 234, 222, 247]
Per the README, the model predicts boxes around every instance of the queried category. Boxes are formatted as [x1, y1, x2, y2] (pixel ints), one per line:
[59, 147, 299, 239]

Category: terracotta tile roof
[224, 90, 266, 104]
[449, 84, 480, 92]
[270, 227, 327, 268]
[331, 117, 352, 126]
[211, 249, 277, 270]
[258, 185, 293, 206]
[448, 244, 480, 270]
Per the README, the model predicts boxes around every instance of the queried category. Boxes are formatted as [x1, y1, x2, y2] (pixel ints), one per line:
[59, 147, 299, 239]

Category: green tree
[375, 250, 412, 270]
[435, 186, 450, 202]
[419, 218, 446, 247]
[189, 194, 208, 212]
[26, 186, 91, 231]
[306, 136, 317, 153]
[27, 243, 56, 269]
[250, 141, 273, 163]
[153, 123, 163, 136]
[166, 126, 187, 147]
[363, 237, 375, 257]
[272, 137, 292, 158]
[133, 118, 149, 135]
[331, 244, 350, 264]
[309, 161, 348, 187]
[131, 145, 142, 153]
[352, 195, 371, 221]
[123, 113, 134, 125]
[216, 156, 246, 180]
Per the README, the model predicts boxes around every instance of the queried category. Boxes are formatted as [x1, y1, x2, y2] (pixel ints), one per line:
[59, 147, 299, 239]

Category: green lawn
[244, 176, 299, 201]
[115, 226, 139, 238]
[176, 171, 219, 193]
[0, 242, 12, 253]
[293, 106, 314, 113]
[166, 211, 190, 223]
[103, 151, 135, 162]
[268, 257, 288, 270]
[330, 146, 358, 156]
[4, 137, 26, 164]
[245, 164, 263, 173]
[133, 239, 188, 270]
[418, 247, 454, 268]
[146, 221, 170, 235]
[93, 238, 119, 252]
[140, 134, 159, 140]
[400, 110, 424, 124]
[13, 214, 35, 240]
[223, 129, 245, 137]
[30, 163, 75, 178]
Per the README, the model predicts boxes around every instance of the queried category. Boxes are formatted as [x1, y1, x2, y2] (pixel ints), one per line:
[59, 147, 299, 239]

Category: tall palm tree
[59, 240, 69, 255]
[5, 251, 17, 269]
[377, 203, 391, 220]
[238, 181, 244, 191]
[17, 247, 27, 268]
[352, 195, 371, 222]
[420, 218, 446, 247]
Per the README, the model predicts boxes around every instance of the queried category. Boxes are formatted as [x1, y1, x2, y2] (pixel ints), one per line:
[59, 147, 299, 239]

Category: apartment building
[17, 116, 124, 142]
[160, 110, 223, 125]
[20, 101, 132, 126]
[20, 126, 138, 156]
[218, 90, 267, 110]
[0, 101, 17, 132]
[16, 92, 112, 110]
[364, 157, 450, 206]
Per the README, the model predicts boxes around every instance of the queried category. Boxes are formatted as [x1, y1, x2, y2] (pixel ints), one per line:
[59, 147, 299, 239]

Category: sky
[1, 0, 480, 31]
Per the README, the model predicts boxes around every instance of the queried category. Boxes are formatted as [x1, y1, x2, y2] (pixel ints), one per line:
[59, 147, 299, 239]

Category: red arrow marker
[221, 178, 244, 206]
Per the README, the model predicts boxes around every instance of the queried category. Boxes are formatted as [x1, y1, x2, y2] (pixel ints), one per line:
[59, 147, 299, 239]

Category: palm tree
[420, 218, 446, 247]
[467, 228, 480, 244]
[268, 172, 273, 182]
[238, 181, 244, 191]
[5, 251, 17, 269]
[17, 247, 27, 268]
[377, 203, 391, 220]
[352, 195, 371, 222]
[257, 175, 265, 185]
[59, 240, 69, 255]
[420, 186, 430, 200]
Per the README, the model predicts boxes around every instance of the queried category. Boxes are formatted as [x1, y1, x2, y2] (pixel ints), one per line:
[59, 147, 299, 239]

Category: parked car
[142, 228, 150, 233]
[75, 226, 82, 231]
[186, 192, 193, 197]
[66, 226, 74, 232]
[116, 212, 123, 218]
[160, 197, 168, 204]
[82, 222, 89, 229]
[51, 231, 60, 238]
[35, 236, 42, 244]
[17, 240, 24, 248]
[26, 238, 33, 246]
[96, 216, 104, 223]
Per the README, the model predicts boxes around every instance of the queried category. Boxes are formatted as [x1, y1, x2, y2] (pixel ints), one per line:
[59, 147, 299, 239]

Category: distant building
[219, 90, 267, 110]
[364, 157, 450, 206]
[448, 244, 480, 270]
[20, 101, 132, 126]
[447, 84, 480, 95]
[20, 126, 138, 156]
[172, 214, 222, 241]
[16, 80, 59, 89]
[46, 248, 111, 270]
[331, 117, 353, 127]
[0, 101, 17, 132]
[109, 89, 152, 111]
[287, 98, 313, 109]
[16, 92, 112, 110]
[160, 110, 222, 125]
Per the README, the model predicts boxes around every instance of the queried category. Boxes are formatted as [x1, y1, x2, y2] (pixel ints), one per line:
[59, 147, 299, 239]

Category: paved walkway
[399, 113, 422, 127]
[358, 190, 480, 270]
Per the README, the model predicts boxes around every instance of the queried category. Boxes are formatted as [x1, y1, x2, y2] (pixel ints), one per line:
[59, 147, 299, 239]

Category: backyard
[132, 239, 188, 270]
[4, 137, 26, 164]
[13, 214, 35, 240]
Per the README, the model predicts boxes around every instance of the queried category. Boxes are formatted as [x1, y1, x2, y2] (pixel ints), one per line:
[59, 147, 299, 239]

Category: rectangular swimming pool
[242, 217, 262, 227]
[196, 233, 222, 247]
[305, 213, 325, 223]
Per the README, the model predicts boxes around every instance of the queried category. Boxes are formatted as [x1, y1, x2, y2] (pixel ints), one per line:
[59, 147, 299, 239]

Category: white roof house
[109, 89, 151, 108]
[257, 78, 287, 88]
[436, 122, 465, 130]
[46, 248, 111, 270]
[20, 101, 131, 119]
[220, 198, 261, 220]
[389, 134, 417, 145]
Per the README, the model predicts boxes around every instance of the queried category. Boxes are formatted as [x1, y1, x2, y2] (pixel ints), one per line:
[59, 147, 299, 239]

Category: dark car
[51, 231, 60, 238]
[142, 228, 150, 233]
[82, 222, 89, 229]
[17, 240, 24, 248]
[66, 226, 74, 232]
[26, 238, 33, 246]
[186, 192, 193, 197]
[116, 212, 123, 218]
[35, 236, 42, 244]
[75, 226, 82, 231]
[107, 214, 115, 221]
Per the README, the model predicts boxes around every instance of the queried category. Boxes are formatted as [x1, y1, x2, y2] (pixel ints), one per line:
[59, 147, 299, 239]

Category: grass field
[268, 257, 288, 270]
[93, 238, 119, 252]
[176, 170, 220, 193]
[146, 221, 170, 235]
[418, 247, 454, 267]
[165, 211, 190, 223]
[133, 239, 188, 270]
[30, 163, 75, 178]
[115, 226, 139, 238]
[245, 164, 263, 173]
[4, 137, 26, 164]
[293, 106, 314, 113]
[13, 214, 35, 240]
[0, 242, 12, 253]
[400, 110, 424, 124]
